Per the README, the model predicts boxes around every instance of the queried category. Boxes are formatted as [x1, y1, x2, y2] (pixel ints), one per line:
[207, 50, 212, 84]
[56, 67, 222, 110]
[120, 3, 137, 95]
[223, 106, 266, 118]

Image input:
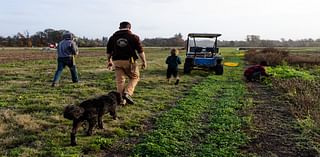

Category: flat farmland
[0, 47, 319, 156]
[0, 48, 106, 64]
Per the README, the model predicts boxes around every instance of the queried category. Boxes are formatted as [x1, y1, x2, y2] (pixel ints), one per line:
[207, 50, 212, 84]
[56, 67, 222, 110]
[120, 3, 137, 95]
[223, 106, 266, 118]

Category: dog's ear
[108, 91, 122, 104]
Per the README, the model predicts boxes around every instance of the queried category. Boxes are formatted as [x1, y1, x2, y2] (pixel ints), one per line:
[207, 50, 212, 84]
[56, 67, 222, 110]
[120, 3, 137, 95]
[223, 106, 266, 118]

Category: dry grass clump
[0, 109, 46, 154]
[287, 54, 320, 66]
[0, 123, 6, 135]
[271, 78, 320, 125]
[244, 48, 289, 66]
[15, 114, 42, 131]
[0, 109, 42, 132]
[245, 48, 320, 67]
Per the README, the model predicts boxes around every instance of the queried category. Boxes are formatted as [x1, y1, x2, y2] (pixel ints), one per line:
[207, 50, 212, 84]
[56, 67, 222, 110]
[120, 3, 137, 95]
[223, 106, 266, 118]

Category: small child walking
[165, 48, 182, 85]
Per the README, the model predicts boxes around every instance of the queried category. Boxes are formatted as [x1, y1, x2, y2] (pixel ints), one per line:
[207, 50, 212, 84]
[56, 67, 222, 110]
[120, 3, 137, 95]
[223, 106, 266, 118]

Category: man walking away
[106, 21, 147, 105]
[52, 32, 79, 87]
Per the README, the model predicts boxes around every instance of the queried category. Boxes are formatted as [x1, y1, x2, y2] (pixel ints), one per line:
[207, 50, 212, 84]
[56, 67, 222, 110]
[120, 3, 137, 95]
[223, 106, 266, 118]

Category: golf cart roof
[188, 33, 222, 38]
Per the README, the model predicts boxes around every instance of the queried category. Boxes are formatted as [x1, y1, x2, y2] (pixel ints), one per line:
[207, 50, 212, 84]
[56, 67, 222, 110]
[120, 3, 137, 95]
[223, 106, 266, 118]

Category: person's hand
[107, 61, 113, 70]
[141, 62, 147, 70]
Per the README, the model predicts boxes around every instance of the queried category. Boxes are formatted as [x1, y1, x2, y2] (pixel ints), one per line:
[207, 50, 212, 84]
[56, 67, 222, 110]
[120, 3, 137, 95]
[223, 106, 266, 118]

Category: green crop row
[133, 56, 248, 157]
[266, 66, 315, 80]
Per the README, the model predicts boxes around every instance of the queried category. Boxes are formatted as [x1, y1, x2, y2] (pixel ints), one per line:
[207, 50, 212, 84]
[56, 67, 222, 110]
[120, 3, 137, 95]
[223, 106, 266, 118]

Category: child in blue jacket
[166, 48, 182, 85]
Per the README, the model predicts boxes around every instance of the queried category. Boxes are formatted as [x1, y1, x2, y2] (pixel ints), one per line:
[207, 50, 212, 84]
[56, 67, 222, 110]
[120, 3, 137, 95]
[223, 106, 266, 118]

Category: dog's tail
[63, 105, 85, 120]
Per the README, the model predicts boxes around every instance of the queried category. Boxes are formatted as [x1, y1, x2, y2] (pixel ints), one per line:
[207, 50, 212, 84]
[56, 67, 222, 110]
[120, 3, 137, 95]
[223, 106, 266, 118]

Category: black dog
[63, 91, 121, 146]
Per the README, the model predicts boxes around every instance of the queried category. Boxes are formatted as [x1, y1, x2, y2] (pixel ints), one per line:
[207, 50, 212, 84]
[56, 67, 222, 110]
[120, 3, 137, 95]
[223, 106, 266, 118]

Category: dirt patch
[241, 82, 318, 157]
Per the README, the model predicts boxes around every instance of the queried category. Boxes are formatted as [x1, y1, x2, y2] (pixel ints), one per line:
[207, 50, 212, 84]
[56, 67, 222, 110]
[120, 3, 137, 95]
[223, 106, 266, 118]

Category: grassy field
[0, 47, 319, 156]
[0, 47, 246, 156]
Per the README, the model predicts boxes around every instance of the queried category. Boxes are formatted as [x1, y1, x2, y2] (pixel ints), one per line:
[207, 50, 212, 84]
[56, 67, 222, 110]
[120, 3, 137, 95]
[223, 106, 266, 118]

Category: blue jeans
[52, 57, 79, 83]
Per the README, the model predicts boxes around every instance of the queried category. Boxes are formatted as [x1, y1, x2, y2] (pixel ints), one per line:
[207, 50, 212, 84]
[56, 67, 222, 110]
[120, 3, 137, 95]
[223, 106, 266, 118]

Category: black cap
[62, 32, 73, 40]
[119, 21, 131, 29]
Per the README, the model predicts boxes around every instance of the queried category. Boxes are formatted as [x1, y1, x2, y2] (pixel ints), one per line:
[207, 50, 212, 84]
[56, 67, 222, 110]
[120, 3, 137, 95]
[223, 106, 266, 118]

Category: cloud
[1, 0, 320, 40]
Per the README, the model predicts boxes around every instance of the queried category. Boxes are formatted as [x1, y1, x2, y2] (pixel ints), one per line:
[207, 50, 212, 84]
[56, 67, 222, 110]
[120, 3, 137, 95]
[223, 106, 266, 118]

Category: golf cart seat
[190, 46, 203, 52]
[205, 47, 215, 52]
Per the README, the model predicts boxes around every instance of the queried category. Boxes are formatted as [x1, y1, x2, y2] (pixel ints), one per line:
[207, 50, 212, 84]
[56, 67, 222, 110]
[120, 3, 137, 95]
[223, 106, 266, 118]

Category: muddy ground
[241, 82, 319, 157]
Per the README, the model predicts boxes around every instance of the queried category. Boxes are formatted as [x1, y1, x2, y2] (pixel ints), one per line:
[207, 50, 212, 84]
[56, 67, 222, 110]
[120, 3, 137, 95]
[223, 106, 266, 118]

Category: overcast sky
[0, 0, 319, 40]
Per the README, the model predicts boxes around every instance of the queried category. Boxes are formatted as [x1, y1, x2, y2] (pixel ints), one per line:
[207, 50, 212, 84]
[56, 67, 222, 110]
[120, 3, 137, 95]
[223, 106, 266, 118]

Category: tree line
[1, 30, 320, 47]
[142, 33, 185, 47]
[0, 29, 108, 47]
[218, 35, 320, 47]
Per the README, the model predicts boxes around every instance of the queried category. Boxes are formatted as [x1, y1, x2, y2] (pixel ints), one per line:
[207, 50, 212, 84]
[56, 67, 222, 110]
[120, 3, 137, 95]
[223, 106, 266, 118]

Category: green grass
[266, 66, 315, 80]
[133, 49, 248, 157]
[2, 47, 318, 156]
[1, 48, 230, 156]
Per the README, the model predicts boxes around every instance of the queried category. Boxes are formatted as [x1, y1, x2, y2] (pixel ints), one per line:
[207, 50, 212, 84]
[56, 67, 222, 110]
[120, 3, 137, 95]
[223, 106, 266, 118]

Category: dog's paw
[71, 142, 77, 146]
[86, 132, 93, 136]
[98, 125, 104, 129]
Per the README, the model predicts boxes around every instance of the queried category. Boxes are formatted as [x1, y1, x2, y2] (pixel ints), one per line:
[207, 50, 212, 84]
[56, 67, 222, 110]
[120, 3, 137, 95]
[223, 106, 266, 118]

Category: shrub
[244, 48, 320, 67]
[287, 54, 320, 66]
[244, 48, 289, 66]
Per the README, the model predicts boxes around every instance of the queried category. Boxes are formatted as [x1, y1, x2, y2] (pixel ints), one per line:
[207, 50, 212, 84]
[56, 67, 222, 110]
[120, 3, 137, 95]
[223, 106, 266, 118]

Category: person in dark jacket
[106, 21, 147, 105]
[166, 48, 182, 85]
[52, 32, 79, 87]
[244, 61, 270, 82]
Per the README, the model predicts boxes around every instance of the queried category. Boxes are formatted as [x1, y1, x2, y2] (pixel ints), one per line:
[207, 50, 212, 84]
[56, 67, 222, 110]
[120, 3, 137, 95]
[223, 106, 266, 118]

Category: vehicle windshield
[188, 38, 215, 47]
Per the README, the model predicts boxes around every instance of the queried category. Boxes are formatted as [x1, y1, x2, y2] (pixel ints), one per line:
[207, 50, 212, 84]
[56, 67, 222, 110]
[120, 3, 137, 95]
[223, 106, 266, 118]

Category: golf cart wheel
[215, 64, 223, 75]
[184, 63, 192, 74]
[184, 58, 193, 74]
[208, 67, 215, 72]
